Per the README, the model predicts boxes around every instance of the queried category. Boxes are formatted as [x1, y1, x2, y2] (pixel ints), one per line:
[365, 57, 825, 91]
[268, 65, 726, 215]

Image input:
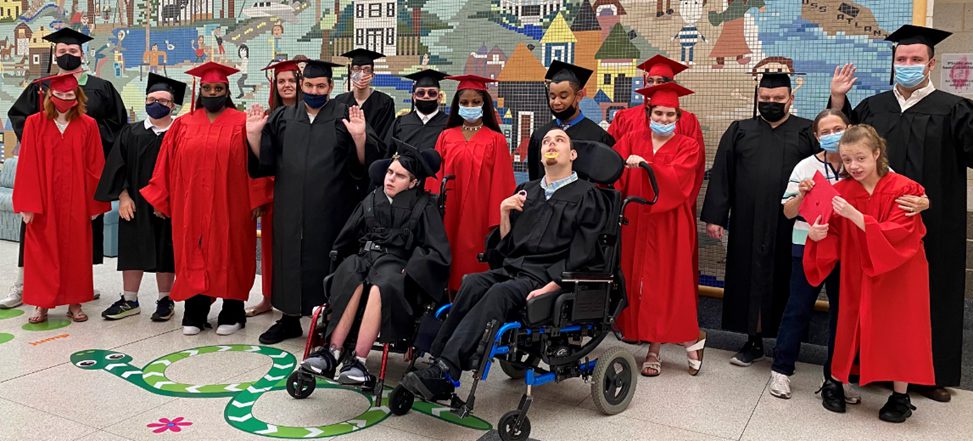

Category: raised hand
[246, 104, 268, 134]
[342, 105, 366, 137]
[831, 64, 858, 97]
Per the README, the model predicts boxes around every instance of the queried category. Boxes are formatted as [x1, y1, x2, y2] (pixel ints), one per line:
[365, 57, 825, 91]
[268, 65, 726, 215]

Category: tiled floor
[0, 241, 970, 441]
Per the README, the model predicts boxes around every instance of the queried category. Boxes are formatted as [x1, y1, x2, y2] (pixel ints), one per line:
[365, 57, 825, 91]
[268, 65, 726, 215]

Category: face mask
[550, 104, 576, 122]
[51, 96, 77, 113]
[818, 131, 843, 153]
[200, 95, 227, 113]
[145, 102, 172, 119]
[303, 92, 328, 109]
[414, 98, 439, 115]
[893, 64, 927, 89]
[56, 53, 82, 71]
[650, 120, 676, 137]
[458, 105, 483, 123]
[758, 101, 787, 122]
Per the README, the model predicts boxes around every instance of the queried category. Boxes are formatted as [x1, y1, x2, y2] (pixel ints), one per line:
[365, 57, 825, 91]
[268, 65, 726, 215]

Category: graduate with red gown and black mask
[613, 83, 706, 378]
[13, 73, 110, 324]
[425, 75, 516, 294]
[804, 124, 934, 423]
[141, 62, 273, 336]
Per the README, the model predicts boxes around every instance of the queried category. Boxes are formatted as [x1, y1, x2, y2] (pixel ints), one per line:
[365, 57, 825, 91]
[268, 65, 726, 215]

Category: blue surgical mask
[819, 131, 843, 153]
[303, 92, 328, 109]
[893, 64, 927, 89]
[145, 102, 172, 119]
[650, 120, 676, 137]
[458, 105, 483, 123]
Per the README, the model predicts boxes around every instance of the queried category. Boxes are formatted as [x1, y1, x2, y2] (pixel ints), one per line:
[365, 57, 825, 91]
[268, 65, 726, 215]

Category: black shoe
[151, 297, 175, 322]
[337, 357, 372, 385]
[301, 348, 338, 378]
[879, 392, 916, 423]
[817, 379, 847, 413]
[910, 384, 951, 403]
[102, 296, 140, 320]
[259, 317, 303, 344]
[401, 360, 456, 402]
[730, 340, 764, 367]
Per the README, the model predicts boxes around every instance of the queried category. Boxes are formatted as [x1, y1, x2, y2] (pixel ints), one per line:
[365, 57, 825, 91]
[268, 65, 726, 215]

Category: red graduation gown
[804, 173, 934, 386]
[613, 132, 702, 343]
[425, 127, 515, 292]
[13, 114, 110, 308]
[141, 109, 272, 302]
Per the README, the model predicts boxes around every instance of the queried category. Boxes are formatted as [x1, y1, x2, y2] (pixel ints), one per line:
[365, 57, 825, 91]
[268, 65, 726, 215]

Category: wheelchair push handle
[620, 161, 660, 218]
[438, 174, 455, 216]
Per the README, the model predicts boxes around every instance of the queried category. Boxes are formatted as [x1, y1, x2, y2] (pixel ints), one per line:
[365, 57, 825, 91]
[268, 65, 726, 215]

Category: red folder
[799, 171, 840, 224]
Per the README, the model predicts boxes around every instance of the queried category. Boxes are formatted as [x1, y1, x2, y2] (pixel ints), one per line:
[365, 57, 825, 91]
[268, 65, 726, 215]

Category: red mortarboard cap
[34, 72, 78, 92]
[261, 59, 301, 74]
[185, 61, 239, 84]
[446, 74, 495, 92]
[635, 82, 694, 108]
[798, 171, 841, 224]
[637, 54, 687, 79]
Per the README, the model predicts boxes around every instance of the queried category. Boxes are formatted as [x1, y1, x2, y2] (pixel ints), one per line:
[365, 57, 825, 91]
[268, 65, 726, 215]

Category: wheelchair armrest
[526, 291, 560, 326]
[561, 272, 614, 283]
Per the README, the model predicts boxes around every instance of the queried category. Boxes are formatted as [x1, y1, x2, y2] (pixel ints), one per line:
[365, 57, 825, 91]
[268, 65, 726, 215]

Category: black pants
[772, 251, 840, 378]
[430, 269, 540, 378]
[182, 294, 246, 328]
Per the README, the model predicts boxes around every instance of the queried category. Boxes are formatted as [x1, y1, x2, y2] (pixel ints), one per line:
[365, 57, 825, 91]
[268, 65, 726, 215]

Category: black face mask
[56, 54, 82, 71]
[200, 95, 228, 113]
[414, 99, 439, 115]
[758, 101, 787, 122]
[550, 103, 577, 122]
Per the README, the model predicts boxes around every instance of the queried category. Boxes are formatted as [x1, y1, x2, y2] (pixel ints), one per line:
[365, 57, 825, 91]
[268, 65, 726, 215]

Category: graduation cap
[146, 73, 188, 106]
[636, 54, 687, 79]
[798, 171, 841, 224]
[185, 61, 239, 84]
[261, 59, 302, 75]
[404, 69, 449, 89]
[33, 72, 78, 93]
[368, 138, 442, 185]
[635, 82, 694, 108]
[885, 24, 952, 49]
[303, 60, 342, 79]
[341, 48, 385, 66]
[446, 74, 495, 92]
[545, 60, 594, 88]
[751, 71, 804, 117]
[43, 27, 93, 47]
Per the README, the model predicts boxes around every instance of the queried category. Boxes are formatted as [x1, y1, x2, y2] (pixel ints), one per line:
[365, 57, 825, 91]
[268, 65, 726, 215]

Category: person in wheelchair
[401, 127, 610, 401]
[301, 143, 451, 385]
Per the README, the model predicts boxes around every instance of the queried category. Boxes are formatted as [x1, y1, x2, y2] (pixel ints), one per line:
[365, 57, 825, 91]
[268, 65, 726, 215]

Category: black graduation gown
[8, 74, 127, 266]
[700, 116, 817, 336]
[248, 102, 383, 315]
[527, 118, 615, 181]
[94, 122, 175, 273]
[326, 188, 451, 342]
[384, 111, 448, 157]
[335, 90, 396, 146]
[836, 90, 973, 386]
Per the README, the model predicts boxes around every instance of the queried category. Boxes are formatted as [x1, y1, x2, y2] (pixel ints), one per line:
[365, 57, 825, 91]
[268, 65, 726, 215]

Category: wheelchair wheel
[286, 370, 316, 399]
[590, 347, 637, 415]
[499, 353, 539, 380]
[389, 385, 414, 416]
[498, 410, 531, 441]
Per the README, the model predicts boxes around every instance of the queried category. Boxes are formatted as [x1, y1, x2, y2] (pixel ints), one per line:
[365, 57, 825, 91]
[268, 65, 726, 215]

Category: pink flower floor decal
[147, 417, 193, 433]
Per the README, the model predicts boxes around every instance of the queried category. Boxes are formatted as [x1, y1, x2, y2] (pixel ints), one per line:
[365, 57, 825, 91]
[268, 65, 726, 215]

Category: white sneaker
[769, 371, 792, 399]
[843, 383, 862, 404]
[182, 326, 202, 335]
[216, 323, 244, 336]
[0, 285, 23, 309]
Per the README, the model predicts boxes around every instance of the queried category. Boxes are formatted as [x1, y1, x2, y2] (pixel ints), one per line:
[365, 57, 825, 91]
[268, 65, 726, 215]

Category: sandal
[687, 331, 707, 376]
[641, 352, 661, 377]
[66, 306, 88, 322]
[28, 307, 48, 324]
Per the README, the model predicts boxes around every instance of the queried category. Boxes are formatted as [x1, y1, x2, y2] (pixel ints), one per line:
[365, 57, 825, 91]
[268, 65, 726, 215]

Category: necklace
[463, 124, 482, 132]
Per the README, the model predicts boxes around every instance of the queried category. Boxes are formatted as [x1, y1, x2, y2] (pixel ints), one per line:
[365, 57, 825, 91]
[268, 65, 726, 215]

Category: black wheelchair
[388, 141, 660, 441]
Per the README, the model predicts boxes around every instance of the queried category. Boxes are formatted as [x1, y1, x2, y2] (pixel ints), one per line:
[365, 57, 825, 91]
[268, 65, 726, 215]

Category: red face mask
[51, 96, 78, 113]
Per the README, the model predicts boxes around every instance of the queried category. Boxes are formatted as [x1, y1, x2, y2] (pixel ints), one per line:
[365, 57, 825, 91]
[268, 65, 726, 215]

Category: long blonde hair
[43, 87, 88, 121]
[837, 124, 890, 178]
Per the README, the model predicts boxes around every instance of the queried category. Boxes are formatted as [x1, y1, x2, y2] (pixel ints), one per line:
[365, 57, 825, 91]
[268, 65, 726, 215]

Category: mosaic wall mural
[0, 0, 915, 286]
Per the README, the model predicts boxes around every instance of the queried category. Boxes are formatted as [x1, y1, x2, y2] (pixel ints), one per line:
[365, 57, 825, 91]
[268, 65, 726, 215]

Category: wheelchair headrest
[571, 140, 624, 185]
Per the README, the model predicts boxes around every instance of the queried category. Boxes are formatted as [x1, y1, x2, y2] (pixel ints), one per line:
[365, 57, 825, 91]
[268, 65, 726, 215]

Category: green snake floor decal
[71, 345, 491, 438]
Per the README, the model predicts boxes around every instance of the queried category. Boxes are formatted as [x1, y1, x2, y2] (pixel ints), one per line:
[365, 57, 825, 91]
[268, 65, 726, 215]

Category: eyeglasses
[145, 98, 173, 106]
[350, 66, 374, 74]
[413, 89, 439, 99]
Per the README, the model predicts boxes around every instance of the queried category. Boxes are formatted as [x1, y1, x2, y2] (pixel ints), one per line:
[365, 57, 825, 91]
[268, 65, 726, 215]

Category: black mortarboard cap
[757, 72, 793, 89]
[43, 28, 93, 46]
[368, 138, 442, 184]
[404, 69, 449, 88]
[302, 60, 342, 79]
[146, 73, 188, 105]
[545, 60, 594, 88]
[341, 48, 385, 66]
[885, 24, 952, 48]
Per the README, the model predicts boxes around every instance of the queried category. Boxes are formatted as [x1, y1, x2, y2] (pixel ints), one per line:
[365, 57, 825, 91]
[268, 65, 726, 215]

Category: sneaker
[879, 392, 916, 423]
[769, 371, 791, 399]
[730, 340, 764, 367]
[101, 296, 141, 320]
[183, 325, 202, 335]
[258, 317, 303, 344]
[151, 297, 175, 322]
[216, 322, 245, 335]
[0, 285, 23, 309]
[817, 379, 847, 413]
[301, 348, 338, 378]
[337, 357, 372, 385]
[843, 383, 862, 404]
[401, 360, 457, 402]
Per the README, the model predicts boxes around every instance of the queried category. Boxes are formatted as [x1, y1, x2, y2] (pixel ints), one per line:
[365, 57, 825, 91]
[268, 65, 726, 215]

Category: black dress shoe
[879, 392, 916, 423]
[911, 385, 951, 403]
[817, 379, 846, 413]
[259, 317, 303, 344]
